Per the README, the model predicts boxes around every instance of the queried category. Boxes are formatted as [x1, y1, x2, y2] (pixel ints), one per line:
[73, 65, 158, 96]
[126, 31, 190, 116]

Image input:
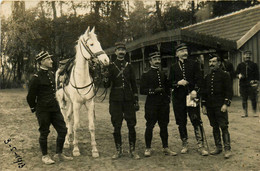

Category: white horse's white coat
[55, 27, 109, 157]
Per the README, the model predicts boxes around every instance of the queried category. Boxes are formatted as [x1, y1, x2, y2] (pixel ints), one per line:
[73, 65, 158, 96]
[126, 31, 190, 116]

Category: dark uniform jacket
[140, 68, 170, 105]
[202, 68, 232, 108]
[27, 68, 59, 112]
[104, 59, 138, 101]
[169, 59, 202, 96]
[236, 61, 259, 87]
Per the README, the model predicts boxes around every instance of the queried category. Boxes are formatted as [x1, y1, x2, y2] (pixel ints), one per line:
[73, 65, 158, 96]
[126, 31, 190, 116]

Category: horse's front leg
[86, 99, 99, 158]
[64, 102, 73, 149]
[72, 102, 81, 156]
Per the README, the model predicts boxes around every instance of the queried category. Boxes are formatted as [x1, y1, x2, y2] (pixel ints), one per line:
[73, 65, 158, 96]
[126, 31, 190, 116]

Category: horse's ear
[91, 27, 95, 34]
[85, 26, 90, 35]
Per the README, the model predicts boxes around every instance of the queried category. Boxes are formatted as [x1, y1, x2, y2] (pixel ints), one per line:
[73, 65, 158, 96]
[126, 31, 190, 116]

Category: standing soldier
[202, 53, 232, 159]
[104, 42, 140, 159]
[236, 50, 259, 117]
[140, 51, 177, 157]
[169, 43, 209, 156]
[27, 51, 73, 165]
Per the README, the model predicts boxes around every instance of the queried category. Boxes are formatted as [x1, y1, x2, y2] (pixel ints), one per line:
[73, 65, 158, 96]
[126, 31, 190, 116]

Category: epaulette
[33, 74, 38, 77]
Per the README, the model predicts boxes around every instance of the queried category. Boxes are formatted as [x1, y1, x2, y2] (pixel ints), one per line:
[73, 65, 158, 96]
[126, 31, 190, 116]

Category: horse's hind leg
[86, 99, 99, 158]
[64, 102, 73, 149]
[72, 102, 81, 156]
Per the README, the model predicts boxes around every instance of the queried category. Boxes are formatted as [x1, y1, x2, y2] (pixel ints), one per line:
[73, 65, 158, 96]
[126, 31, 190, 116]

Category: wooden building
[105, 5, 260, 96]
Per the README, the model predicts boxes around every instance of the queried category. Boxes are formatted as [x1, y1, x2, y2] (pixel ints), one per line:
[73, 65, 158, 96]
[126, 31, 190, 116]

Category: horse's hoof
[73, 150, 81, 156]
[92, 151, 99, 158]
[64, 143, 70, 149]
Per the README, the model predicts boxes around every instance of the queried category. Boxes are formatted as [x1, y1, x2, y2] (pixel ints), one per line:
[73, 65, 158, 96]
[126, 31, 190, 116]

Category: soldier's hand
[177, 79, 189, 86]
[221, 104, 228, 112]
[202, 106, 207, 115]
[31, 107, 36, 113]
[238, 73, 243, 79]
[154, 87, 164, 94]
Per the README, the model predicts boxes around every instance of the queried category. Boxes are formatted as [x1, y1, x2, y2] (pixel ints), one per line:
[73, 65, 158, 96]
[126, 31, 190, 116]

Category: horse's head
[78, 27, 109, 66]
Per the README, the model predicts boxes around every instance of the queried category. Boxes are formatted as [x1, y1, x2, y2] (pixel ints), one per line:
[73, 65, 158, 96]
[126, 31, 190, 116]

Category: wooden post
[141, 46, 145, 73]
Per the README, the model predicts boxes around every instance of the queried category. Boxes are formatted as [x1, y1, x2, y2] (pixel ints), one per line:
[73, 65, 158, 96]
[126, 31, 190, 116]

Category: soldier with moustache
[27, 51, 73, 164]
[169, 43, 209, 156]
[236, 50, 259, 117]
[140, 51, 177, 157]
[202, 53, 232, 159]
[104, 42, 140, 159]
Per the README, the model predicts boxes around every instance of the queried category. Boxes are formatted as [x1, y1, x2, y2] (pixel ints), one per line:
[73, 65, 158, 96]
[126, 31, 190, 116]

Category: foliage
[1, 1, 259, 88]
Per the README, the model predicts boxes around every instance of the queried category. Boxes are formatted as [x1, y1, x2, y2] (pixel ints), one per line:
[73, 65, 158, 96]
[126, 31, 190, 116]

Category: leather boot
[112, 144, 122, 159]
[194, 125, 208, 156]
[112, 133, 122, 159]
[210, 128, 222, 155]
[241, 102, 248, 117]
[181, 138, 188, 154]
[222, 129, 231, 152]
[129, 142, 140, 159]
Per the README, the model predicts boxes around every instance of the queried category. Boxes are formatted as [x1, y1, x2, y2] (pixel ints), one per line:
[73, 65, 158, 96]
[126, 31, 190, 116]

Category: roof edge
[237, 22, 260, 49]
[182, 4, 260, 30]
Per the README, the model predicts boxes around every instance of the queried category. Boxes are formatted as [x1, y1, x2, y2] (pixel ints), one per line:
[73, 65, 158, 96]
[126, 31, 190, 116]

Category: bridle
[79, 36, 105, 61]
[69, 34, 107, 100]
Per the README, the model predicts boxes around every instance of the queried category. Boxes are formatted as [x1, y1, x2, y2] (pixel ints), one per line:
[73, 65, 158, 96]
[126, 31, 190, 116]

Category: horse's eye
[90, 43, 94, 46]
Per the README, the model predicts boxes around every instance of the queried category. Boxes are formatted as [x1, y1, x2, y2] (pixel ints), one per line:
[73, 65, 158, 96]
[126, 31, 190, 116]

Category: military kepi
[243, 50, 252, 54]
[115, 42, 126, 50]
[176, 43, 188, 52]
[149, 51, 161, 59]
[36, 51, 53, 62]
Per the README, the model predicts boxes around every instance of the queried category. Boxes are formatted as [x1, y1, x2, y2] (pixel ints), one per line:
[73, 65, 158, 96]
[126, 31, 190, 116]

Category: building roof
[182, 5, 260, 42]
[105, 5, 260, 55]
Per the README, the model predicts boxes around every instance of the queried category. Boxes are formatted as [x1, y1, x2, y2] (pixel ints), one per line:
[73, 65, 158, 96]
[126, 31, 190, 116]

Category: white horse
[55, 27, 109, 157]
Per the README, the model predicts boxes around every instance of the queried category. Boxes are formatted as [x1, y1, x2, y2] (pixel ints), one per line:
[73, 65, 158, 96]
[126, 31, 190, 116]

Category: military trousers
[173, 96, 202, 143]
[109, 101, 137, 148]
[35, 109, 67, 155]
[240, 85, 257, 112]
[144, 103, 169, 148]
[207, 106, 231, 151]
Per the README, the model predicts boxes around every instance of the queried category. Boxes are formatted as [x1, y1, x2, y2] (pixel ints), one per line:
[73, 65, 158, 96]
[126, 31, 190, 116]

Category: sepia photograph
[0, 0, 260, 170]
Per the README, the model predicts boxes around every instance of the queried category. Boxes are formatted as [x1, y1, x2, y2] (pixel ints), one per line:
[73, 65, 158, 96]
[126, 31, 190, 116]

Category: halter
[79, 36, 105, 61]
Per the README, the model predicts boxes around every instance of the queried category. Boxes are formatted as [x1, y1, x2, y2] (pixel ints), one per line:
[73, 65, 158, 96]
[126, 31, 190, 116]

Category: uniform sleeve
[253, 63, 259, 81]
[129, 64, 138, 96]
[140, 73, 150, 95]
[26, 75, 39, 109]
[193, 62, 203, 94]
[169, 65, 178, 89]
[201, 76, 207, 106]
[223, 73, 232, 106]
[235, 63, 242, 76]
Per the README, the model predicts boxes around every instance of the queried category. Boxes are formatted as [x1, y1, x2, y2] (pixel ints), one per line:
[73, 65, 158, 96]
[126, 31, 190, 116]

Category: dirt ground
[0, 88, 260, 171]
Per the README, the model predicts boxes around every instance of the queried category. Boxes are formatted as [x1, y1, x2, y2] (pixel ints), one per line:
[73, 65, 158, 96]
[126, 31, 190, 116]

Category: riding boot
[222, 128, 231, 151]
[181, 138, 188, 154]
[222, 128, 231, 159]
[179, 125, 188, 154]
[112, 133, 122, 159]
[210, 128, 222, 155]
[194, 125, 208, 156]
[129, 142, 140, 159]
[241, 102, 248, 117]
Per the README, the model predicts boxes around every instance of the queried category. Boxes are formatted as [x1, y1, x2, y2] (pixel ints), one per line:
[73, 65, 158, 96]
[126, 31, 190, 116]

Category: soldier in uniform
[202, 53, 232, 159]
[236, 50, 259, 117]
[169, 43, 209, 156]
[140, 51, 177, 157]
[104, 42, 140, 159]
[27, 51, 73, 164]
